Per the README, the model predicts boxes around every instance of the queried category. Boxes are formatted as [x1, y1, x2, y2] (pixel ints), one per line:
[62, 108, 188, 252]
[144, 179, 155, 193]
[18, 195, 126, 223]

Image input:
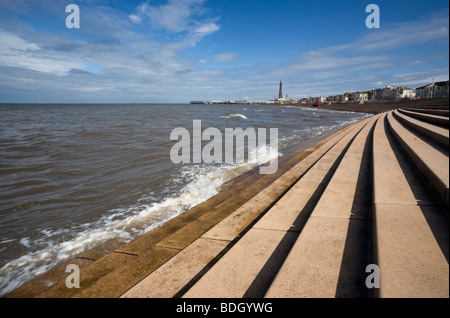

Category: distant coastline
[190, 97, 450, 114]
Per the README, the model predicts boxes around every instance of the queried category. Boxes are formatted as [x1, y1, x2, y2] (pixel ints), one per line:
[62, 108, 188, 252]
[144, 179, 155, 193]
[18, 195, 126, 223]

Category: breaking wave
[0, 143, 279, 296]
[221, 113, 247, 119]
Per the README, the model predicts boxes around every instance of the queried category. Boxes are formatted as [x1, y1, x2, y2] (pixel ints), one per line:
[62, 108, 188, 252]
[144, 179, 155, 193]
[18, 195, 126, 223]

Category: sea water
[0, 103, 370, 295]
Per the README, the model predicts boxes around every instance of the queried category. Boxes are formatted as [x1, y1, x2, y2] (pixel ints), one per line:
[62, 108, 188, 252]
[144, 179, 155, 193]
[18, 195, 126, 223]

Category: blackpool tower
[278, 80, 283, 100]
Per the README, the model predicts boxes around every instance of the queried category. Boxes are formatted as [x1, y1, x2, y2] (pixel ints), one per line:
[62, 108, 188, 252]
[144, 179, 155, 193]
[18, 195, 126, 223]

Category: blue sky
[0, 0, 448, 103]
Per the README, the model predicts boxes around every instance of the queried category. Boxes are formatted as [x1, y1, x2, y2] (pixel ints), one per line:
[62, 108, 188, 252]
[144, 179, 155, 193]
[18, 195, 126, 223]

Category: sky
[0, 0, 448, 103]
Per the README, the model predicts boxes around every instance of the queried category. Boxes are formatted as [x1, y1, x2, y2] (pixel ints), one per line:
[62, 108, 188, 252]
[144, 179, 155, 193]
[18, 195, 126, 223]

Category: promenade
[5, 98, 449, 298]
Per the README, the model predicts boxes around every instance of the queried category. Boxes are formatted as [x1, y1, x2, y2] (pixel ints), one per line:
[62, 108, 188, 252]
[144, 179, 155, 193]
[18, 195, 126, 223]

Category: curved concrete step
[387, 112, 449, 209]
[372, 114, 449, 297]
[179, 118, 372, 298]
[398, 108, 449, 127]
[403, 108, 449, 117]
[264, 115, 379, 298]
[393, 110, 449, 149]
[403, 104, 449, 110]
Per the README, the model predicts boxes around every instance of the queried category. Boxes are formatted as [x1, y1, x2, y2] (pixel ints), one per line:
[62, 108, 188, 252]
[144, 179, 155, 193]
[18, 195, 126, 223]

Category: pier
[5, 99, 449, 298]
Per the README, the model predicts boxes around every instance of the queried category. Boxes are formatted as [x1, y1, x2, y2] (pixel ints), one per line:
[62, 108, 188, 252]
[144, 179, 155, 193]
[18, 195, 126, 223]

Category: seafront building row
[270, 80, 449, 105]
[192, 80, 449, 105]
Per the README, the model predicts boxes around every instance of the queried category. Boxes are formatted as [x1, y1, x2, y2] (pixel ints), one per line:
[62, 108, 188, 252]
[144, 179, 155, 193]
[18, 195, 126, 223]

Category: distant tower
[278, 80, 283, 100]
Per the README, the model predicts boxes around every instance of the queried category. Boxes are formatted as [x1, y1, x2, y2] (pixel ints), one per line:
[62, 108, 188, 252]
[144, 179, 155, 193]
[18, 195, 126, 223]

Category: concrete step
[264, 115, 379, 298]
[387, 111, 449, 209]
[180, 118, 372, 298]
[393, 109, 449, 149]
[372, 114, 449, 297]
[398, 108, 449, 128]
[403, 108, 449, 117]
[403, 104, 449, 110]
[373, 114, 440, 207]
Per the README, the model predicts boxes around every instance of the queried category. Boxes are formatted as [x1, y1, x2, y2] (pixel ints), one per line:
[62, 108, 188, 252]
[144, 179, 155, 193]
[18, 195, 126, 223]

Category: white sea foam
[19, 238, 31, 248]
[229, 113, 247, 119]
[0, 142, 280, 296]
[0, 239, 15, 245]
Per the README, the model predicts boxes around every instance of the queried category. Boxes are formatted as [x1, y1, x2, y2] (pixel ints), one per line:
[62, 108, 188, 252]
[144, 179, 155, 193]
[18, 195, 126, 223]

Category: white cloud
[130, 0, 212, 34]
[407, 60, 423, 66]
[195, 22, 220, 35]
[129, 14, 142, 24]
[0, 0, 220, 81]
[0, 31, 39, 51]
[356, 15, 448, 53]
[0, 30, 85, 75]
[213, 52, 240, 63]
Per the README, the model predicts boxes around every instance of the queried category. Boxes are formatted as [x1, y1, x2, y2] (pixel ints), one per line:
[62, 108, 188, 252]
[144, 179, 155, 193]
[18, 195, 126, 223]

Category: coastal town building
[377, 86, 397, 99]
[350, 92, 369, 102]
[383, 86, 398, 99]
[369, 86, 415, 100]
[416, 84, 433, 99]
[416, 81, 449, 99]
[397, 87, 416, 99]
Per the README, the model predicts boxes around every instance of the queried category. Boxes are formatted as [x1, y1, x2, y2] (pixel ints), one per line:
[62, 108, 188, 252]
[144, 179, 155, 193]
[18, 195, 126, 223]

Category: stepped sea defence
[2, 98, 449, 298]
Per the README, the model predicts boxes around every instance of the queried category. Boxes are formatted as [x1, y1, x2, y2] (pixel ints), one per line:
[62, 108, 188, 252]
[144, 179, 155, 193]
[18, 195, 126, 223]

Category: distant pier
[191, 100, 252, 105]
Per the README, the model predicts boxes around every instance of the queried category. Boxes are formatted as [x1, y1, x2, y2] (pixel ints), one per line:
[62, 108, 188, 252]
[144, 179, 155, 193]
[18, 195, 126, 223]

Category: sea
[0, 103, 370, 296]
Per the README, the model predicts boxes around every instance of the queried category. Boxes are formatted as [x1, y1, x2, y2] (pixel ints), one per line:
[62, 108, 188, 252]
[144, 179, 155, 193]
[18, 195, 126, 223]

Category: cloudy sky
[0, 0, 448, 103]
